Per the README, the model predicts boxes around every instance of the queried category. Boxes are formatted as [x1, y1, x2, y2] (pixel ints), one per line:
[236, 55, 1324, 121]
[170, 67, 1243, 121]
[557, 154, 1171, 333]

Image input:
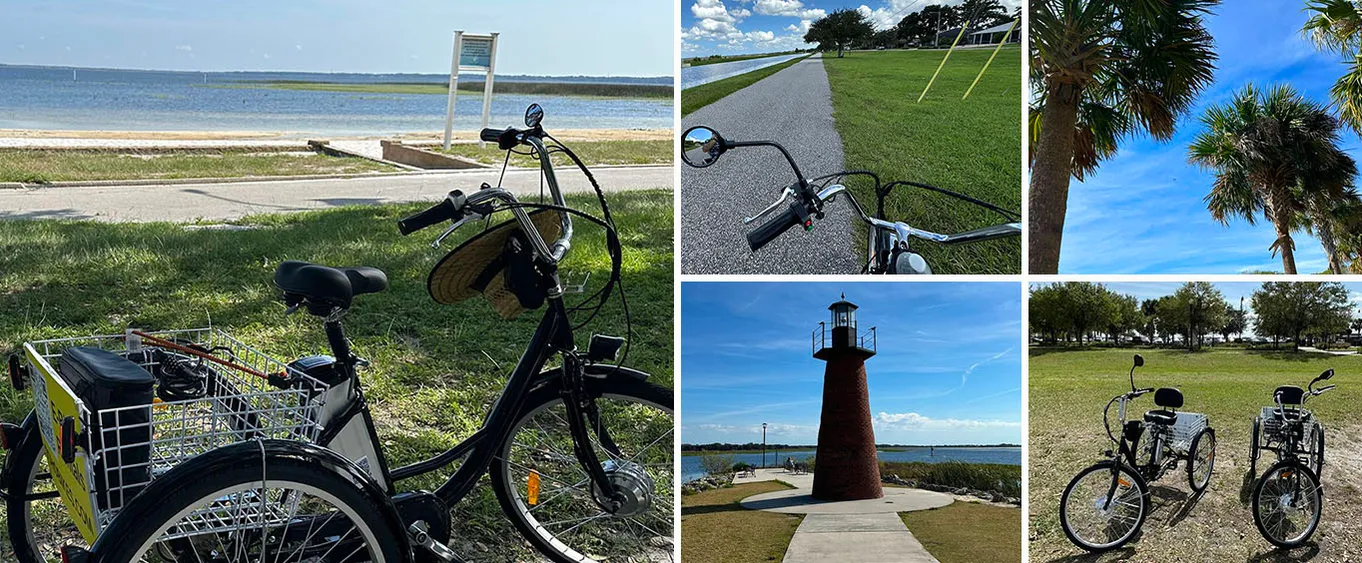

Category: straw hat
[427, 209, 562, 319]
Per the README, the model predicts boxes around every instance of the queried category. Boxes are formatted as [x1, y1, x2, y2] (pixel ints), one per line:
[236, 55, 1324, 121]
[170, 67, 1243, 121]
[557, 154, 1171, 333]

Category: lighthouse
[811, 294, 882, 501]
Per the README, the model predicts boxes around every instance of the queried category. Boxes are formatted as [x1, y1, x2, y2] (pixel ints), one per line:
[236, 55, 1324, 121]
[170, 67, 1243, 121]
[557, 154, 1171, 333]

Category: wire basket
[1260, 406, 1312, 439]
[1167, 412, 1209, 455]
[24, 328, 329, 539]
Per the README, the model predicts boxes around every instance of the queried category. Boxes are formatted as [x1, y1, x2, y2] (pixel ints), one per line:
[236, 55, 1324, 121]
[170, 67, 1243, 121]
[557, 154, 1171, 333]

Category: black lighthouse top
[813, 294, 877, 360]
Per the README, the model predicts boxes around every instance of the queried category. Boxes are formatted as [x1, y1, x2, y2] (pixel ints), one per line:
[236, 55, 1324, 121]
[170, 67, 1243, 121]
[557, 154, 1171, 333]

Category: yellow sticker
[26, 345, 99, 543]
[528, 470, 541, 506]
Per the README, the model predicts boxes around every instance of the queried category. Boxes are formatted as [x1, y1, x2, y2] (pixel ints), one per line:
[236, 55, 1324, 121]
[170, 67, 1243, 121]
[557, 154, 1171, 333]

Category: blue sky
[681, 282, 1022, 446]
[682, 0, 1021, 56]
[1033, 282, 1362, 337]
[1057, 1, 1362, 273]
[0, 0, 674, 76]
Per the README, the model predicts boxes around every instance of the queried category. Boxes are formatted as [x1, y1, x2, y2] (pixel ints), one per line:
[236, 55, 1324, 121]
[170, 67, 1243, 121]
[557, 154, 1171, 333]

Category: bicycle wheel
[89, 440, 408, 563]
[6, 416, 83, 563]
[491, 369, 674, 563]
[1252, 460, 1322, 549]
[1310, 423, 1325, 479]
[1059, 461, 1148, 552]
[1187, 428, 1215, 492]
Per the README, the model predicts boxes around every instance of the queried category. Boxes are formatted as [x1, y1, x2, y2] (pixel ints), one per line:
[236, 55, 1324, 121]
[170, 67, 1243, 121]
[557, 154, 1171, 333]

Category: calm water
[680, 54, 806, 89]
[681, 447, 1021, 482]
[0, 66, 673, 135]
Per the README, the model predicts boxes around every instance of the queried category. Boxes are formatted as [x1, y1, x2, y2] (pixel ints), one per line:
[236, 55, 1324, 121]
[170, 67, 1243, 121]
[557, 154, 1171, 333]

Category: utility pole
[761, 423, 768, 469]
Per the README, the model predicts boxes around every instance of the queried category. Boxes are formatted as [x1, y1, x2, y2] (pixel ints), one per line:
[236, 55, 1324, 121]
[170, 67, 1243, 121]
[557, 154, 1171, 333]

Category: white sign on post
[443, 31, 499, 150]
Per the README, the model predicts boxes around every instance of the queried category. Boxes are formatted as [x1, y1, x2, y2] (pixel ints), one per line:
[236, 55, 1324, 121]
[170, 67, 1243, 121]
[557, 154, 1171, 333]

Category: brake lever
[743, 186, 796, 224]
[431, 211, 485, 249]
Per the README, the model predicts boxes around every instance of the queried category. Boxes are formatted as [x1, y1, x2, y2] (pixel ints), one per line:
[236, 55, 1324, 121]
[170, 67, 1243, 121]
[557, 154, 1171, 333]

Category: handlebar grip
[398, 199, 456, 236]
[746, 203, 803, 252]
[480, 128, 504, 143]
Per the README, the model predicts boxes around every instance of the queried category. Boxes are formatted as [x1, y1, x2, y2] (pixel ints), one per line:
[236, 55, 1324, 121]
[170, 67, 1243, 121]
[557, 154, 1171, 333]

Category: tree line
[1030, 282, 1353, 350]
[804, 1, 1018, 57]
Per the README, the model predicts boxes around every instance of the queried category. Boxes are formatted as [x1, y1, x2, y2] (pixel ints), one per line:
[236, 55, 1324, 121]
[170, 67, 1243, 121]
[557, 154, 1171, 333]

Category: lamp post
[762, 423, 768, 469]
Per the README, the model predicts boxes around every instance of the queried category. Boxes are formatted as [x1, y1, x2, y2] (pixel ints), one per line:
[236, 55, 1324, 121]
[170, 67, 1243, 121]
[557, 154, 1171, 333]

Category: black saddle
[274, 260, 387, 313]
[1144, 410, 1177, 425]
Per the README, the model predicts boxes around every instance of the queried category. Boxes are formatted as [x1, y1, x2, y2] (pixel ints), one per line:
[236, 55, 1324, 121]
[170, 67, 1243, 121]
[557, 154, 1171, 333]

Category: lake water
[0, 66, 673, 136]
[680, 54, 807, 89]
[681, 447, 1021, 482]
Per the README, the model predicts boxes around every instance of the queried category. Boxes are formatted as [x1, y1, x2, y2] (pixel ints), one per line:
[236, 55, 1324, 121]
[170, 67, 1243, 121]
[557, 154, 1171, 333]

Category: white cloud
[174, 44, 192, 52]
[875, 412, 1021, 430]
[731, 7, 752, 18]
[295, 44, 303, 51]
[753, 0, 824, 19]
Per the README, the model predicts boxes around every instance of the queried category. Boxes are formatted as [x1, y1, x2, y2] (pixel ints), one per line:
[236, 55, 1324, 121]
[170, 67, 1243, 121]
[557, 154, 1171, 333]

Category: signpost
[444, 31, 500, 150]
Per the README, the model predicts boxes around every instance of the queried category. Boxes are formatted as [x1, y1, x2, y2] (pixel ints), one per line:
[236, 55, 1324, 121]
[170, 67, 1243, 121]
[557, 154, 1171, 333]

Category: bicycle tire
[490, 367, 673, 563]
[1059, 460, 1148, 552]
[88, 440, 410, 562]
[1187, 428, 1215, 493]
[1252, 459, 1322, 549]
[6, 413, 82, 563]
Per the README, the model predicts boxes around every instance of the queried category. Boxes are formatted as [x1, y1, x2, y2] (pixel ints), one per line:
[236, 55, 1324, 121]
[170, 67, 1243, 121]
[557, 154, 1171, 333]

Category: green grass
[681, 481, 802, 563]
[0, 190, 674, 559]
[900, 502, 1021, 563]
[821, 48, 1021, 274]
[1029, 347, 1362, 562]
[213, 80, 673, 99]
[683, 52, 804, 67]
[881, 461, 1020, 497]
[681, 55, 808, 116]
[0, 149, 396, 184]
[438, 139, 673, 168]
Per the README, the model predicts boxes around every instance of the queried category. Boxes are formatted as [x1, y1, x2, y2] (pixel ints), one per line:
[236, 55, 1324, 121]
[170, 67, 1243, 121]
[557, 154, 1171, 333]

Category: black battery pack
[57, 346, 155, 511]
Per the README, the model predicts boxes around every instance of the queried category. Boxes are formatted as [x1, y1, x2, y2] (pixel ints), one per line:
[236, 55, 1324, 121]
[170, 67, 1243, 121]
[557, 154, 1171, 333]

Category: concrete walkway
[736, 469, 950, 563]
[680, 56, 857, 274]
[0, 165, 671, 222]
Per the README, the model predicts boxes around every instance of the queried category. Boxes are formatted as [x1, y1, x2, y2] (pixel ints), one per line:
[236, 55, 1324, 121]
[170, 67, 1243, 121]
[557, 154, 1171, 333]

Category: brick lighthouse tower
[811, 294, 882, 501]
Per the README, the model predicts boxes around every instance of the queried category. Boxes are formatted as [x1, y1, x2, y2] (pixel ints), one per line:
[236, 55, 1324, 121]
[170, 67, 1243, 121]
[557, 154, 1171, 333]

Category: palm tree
[1188, 83, 1358, 274]
[1029, 0, 1219, 273]
[1301, 187, 1362, 273]
[1304, 0, 1362, 133]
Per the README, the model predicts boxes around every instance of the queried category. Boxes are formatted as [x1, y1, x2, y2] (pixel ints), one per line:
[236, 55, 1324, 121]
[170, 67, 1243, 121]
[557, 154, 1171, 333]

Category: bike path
[0, 165, 671, 223]
[734, 469, 947, 563]
[680, 56, 858, 274]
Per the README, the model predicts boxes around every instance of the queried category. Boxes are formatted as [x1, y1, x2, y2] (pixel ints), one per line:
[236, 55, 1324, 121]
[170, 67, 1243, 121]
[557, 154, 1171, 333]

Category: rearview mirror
[1133, 354, 1144, 368]
[524, 103, 544, 128]
[1318, 368, 1334, 381]
[681, 126, 724, 168]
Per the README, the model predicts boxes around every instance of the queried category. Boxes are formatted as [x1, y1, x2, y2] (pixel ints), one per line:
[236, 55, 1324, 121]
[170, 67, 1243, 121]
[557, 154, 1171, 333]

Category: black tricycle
[1058, 354, 1217, 552]
[1247, 368, 1337, 548]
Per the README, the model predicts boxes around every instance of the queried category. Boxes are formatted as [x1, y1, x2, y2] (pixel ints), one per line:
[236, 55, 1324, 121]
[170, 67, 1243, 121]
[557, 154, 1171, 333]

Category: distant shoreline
[205, 80, 672, 99]
[681, 444, 1021, 456]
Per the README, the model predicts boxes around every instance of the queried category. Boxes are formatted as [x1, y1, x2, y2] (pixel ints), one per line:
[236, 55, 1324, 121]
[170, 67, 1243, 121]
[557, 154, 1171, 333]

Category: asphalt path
[680, 57, 858, 274]
[0, 166, 671, 223]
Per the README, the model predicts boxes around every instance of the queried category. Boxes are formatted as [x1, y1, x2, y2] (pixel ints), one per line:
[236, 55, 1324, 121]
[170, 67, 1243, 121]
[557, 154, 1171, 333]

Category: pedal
[408, 521, 462, 562]
[561, 270, 591, 294]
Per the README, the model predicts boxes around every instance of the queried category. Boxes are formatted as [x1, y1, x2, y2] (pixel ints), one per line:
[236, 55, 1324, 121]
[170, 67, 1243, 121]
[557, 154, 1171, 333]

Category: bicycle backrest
[1154, 387, 1183, 409]
[1274, 385, 1305, 405]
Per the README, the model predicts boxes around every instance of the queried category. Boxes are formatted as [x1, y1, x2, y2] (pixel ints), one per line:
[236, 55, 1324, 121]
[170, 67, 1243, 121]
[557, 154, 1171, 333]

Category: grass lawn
[1030, 347, 1362, 562]
[0, 149, 396, 184]
[901, 502, 1021, 563]
[681, 55, 808, 116]
[438, 139, 673, 168]
[681, 481, 802, 563]
[821, 48, 1021, 274]
[0, 190, 674, 560]
[209, 80, 673, 99]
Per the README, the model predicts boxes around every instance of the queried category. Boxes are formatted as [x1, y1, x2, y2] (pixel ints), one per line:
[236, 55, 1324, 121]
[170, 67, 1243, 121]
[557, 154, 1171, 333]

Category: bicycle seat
[274, 260, 388, 312]
[1144, 410, 1177, 425]
[1274, 385, 1305, 405]
[1153, 387, 1184, 409]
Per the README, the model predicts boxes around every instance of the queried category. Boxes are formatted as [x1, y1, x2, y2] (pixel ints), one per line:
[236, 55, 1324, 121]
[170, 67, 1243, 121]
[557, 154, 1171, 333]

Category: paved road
[680, 57, 858, 274]
[734, 469, 944, 563]
[0, 166, 671, 222]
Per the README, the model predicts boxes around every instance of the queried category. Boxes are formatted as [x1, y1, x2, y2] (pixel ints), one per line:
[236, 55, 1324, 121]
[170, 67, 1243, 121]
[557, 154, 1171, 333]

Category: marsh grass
[821, 48, 1021, 274]
[683, 52, 804, 67]
[881, 461, 1021, 497]
[438, 139, 673, 168]
[0, 149, 395, 184]
[0, 190, 674, 559]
